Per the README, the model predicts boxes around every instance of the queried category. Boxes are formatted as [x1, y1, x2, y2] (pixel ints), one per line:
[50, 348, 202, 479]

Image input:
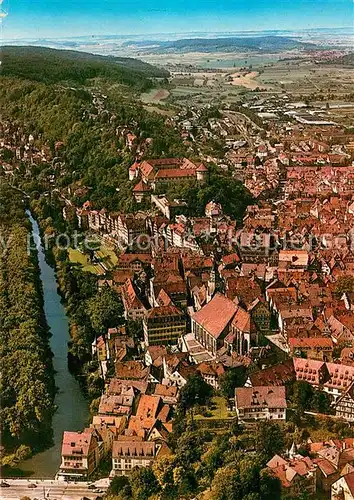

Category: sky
[1, 0, 353, 40]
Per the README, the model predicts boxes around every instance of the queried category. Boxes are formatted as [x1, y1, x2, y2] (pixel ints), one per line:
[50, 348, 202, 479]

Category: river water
[20, 212, 89, 478]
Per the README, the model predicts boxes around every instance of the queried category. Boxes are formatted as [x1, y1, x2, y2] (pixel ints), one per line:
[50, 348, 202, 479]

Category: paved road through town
[0, 478, 108, 499]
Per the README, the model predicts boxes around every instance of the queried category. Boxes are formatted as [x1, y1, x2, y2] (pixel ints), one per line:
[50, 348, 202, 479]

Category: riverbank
[0, 186, 56, 477]
[18, 213, 90, 478]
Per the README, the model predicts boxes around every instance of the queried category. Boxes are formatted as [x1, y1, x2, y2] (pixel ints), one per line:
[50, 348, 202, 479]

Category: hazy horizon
[1, 0, 353, 40]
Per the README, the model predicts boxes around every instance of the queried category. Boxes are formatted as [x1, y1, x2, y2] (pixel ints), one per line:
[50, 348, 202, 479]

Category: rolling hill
[123, 35, 314, 54]
[331, 53, 354, 66]
[1, 46, 169, 88]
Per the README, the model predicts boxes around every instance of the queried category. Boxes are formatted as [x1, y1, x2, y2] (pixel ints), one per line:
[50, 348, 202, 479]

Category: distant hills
[1, 46, 169, 88]
[331, 53, 354, 66]
[123, 35, 314, 54]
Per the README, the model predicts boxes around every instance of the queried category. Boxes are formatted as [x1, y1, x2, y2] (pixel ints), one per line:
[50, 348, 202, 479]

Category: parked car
[28, 483, 37, 488]
[88, 484, 97, 490]
[0, 481, 10, 488]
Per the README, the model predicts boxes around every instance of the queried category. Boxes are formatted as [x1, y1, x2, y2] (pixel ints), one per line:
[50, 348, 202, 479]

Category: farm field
[257, 60, 354, 96]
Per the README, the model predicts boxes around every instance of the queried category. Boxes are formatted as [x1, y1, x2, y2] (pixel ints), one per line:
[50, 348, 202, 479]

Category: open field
[143, 104, 174, 116]
[228, 70, 266, 90]
[141, 87, 170, 103]
[257, 60, 354, 96]
[135, 50, 290, 70]
[166, 56, 354, 110]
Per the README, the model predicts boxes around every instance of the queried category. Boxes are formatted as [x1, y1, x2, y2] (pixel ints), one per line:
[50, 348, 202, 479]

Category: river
[20, 212, 89, 478]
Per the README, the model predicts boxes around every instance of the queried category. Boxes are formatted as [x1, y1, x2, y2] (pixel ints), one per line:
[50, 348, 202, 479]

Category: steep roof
[343, 472, 354, 496]
[133, 179, 151, 193]
[112, 439, 155, 458]
[232, 307, 253, 333]
[249, 359, 295, 386]
[192, 293, 238, 339]
[289, 337, 333, 349]
[61, 431, 93, 457]
[136, 395, 161, 420]
[235, 386, 287, 409]
[146, 304, 183, 319]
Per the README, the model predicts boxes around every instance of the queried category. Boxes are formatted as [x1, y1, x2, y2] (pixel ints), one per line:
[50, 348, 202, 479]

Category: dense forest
[0, 185, 55, 466]
[0, 74, 253, 217]
[1, 46, 169, 89]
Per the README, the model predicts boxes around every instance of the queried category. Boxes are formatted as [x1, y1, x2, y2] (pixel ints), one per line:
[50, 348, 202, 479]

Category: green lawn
[95, 245, 118, 269]
[68, 248, 103, 275]
[195, 397, 234, 421]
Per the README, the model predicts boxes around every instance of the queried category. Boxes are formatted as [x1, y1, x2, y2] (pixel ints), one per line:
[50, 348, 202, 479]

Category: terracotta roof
[146, 346, 168, 361]
[115, 361, 150, 380]
[112, 270, 135, 285]
[221, 252, 240, 266]
[232, 307, 253, 333]
[250, 359, 295, 386]
[61, 431, 93, 457]
[98, 394, 134, 415]
[235, 386, 287, 409]
[267, 455, 287, 469]
[289, 337, 333, 349]
[293, 358, 327, 385]
[122, 278, 146, 311]
[197, 361, 225, 377]
[325, 362, 354, 392]
[343, 472, 354, 496]
[133, 179, 151, 193]
[136, 395, 161, 420]
[154, 384, 178, 398]
[156, 288, 172, 306]
[112, 438, 155, 458]
[269, 456, 316, 488]
[154, 168, 197, 179]
[192, 293, 238, 339]
[118, 253, 152, 265]
[146, 304, 184, 319]
[226, 276, 262, 306]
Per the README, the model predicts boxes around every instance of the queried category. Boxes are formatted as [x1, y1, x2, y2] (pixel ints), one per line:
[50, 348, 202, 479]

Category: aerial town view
[1, 0, 354, 499]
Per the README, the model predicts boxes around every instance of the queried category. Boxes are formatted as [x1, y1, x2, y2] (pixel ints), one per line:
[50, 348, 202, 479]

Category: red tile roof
[133, 179, 151, 192]
[232, 307, 254, 333]
[154, 168, 197, 179]
[112, 438, 155, 458]
[249, 359, 295, 386]
[192, 293, 238, 339]
[293, 358, 327, 385]
[289, 337, 333, 349]
[61, 431, 93, 457]
[235, 386, 287, 409]
[343, 472, 354, 496]
[146, 304, 183, 319]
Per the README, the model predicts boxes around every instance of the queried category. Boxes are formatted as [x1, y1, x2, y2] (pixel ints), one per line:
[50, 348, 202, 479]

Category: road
[0, 478, 108, 500]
